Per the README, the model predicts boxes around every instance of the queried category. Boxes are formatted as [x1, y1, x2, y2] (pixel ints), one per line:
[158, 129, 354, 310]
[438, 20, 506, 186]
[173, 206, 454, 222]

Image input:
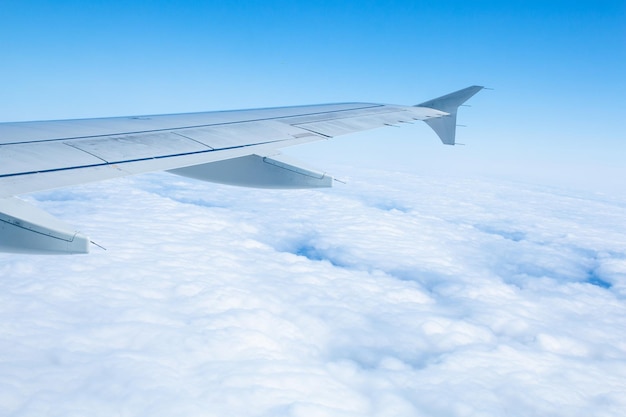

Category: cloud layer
[1, 168, 625, 416]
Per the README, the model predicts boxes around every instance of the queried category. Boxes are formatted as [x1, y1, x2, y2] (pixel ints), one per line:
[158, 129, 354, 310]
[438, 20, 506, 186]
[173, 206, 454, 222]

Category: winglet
[416, 85, 483, 145]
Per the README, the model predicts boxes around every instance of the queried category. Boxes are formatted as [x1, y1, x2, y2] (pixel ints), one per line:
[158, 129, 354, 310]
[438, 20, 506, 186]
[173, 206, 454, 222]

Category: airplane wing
[0, 86, 483, 254]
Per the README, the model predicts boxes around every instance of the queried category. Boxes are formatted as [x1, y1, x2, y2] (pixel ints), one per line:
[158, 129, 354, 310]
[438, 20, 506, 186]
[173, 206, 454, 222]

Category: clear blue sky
[1, 0, 625, 193]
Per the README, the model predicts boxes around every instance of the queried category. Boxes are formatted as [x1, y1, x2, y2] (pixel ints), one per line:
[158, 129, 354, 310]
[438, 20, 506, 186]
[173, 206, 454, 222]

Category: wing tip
[416, 85, 484, 145]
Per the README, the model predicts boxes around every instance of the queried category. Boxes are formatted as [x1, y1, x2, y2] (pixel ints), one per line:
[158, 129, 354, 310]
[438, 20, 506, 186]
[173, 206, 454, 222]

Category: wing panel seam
[63, 142, 109, 163]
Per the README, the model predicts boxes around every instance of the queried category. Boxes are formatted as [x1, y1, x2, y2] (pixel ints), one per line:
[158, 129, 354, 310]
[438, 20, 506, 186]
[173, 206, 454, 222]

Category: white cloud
[1, 167, 626, 416]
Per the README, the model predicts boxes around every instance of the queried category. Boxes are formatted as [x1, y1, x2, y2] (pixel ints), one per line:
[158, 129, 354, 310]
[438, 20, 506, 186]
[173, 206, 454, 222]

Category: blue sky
[2, 1, 624, 194]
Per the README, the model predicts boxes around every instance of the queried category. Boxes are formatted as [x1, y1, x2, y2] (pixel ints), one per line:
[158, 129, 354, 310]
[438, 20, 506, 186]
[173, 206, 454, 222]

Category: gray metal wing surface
[0, 86, 483, 254]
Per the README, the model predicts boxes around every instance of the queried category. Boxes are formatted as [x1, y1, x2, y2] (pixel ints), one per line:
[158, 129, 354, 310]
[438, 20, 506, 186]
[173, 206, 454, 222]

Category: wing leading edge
[0, 86, 483, 254]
